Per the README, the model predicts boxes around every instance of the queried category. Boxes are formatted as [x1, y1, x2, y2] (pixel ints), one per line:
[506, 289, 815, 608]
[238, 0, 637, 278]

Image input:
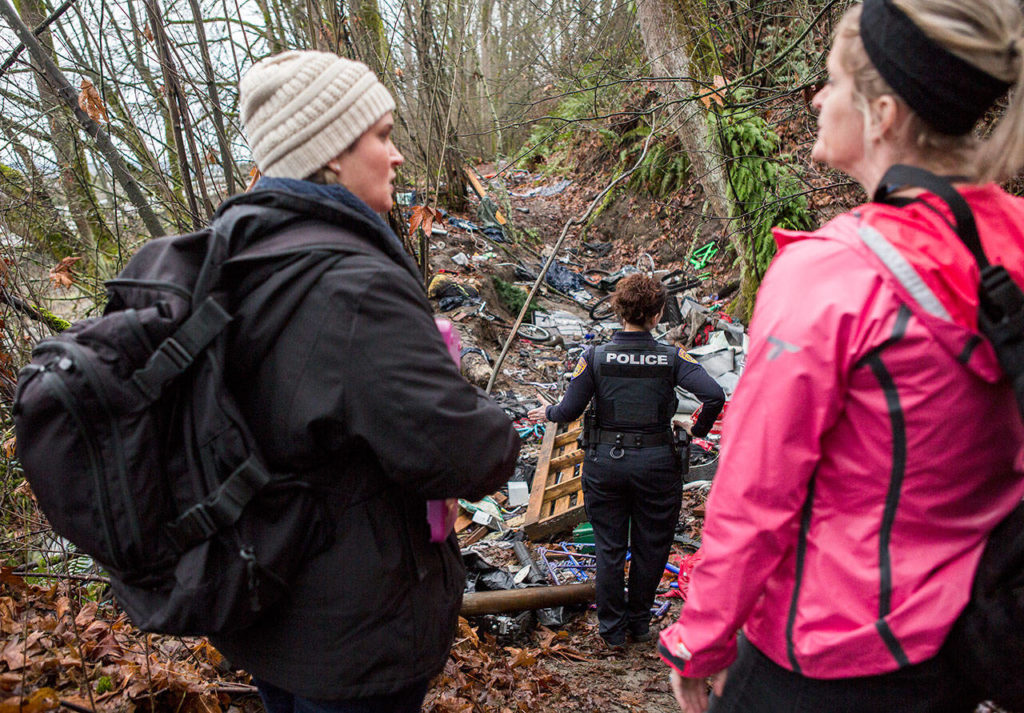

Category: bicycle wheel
[589, 294, 616, 321]
[516, 323, 552, 342]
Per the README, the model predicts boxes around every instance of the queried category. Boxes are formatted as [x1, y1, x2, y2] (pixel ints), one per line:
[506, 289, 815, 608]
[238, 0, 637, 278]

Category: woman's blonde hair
[836, 0, 1024, 182]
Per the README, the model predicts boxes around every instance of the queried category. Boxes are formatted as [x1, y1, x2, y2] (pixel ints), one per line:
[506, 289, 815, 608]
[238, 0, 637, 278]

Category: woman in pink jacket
[660, 1, 1024, 711]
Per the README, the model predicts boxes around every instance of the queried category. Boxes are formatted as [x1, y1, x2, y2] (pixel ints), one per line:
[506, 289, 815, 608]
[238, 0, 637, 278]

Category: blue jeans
[254, 678, 429, 713]
[709, 637, 979, 713]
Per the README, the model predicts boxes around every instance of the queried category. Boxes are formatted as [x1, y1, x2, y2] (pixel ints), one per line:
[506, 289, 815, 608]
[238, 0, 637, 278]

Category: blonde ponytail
[975, 33, 1024, 182]
[891, 0, 1024, 182]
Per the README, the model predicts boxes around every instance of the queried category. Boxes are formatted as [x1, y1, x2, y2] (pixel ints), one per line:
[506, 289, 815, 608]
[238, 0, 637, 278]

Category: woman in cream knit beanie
[211, 50, 519, 713]
[238, 50, 402, 211]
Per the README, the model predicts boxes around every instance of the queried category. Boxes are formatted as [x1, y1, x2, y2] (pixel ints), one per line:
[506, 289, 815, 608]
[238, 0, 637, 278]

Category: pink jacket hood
[660, 184, 1024, 680]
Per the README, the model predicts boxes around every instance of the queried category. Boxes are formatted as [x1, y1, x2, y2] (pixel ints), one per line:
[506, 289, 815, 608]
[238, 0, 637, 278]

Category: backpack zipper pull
[240, 545, 260, 610]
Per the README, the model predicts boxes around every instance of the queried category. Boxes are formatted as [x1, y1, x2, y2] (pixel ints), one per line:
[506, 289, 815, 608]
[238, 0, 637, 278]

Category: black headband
[859, 0, 1012, 135]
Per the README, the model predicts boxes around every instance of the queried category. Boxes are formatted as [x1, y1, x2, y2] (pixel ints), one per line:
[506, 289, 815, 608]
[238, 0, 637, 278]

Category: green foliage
[492, 276, 540, 320]
[34, 305, 71, 333]
[524, 62, 642, 168]
[584, 124, 690, 235]
[711, 103, 813, 303]
[521, 227, 543, 245]
[623, 133, 690, 199]
[95, 676, 113, 694]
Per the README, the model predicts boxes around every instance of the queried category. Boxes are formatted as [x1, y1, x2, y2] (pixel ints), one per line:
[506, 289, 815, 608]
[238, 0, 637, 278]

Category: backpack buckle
[165, 503, 218, 553]
[133, 337, 196, 401]
[132, 298, 232, 402]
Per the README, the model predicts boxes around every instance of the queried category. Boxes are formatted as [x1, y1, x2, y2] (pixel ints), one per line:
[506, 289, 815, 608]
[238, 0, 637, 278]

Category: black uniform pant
[582, 442, 681, 642]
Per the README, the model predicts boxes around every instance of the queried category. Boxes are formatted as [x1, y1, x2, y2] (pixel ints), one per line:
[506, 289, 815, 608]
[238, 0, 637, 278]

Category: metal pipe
[461, 582, 596, 616]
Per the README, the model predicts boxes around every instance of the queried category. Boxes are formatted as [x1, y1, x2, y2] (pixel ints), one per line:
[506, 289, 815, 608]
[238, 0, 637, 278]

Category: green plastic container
[573, 522, 595, 544]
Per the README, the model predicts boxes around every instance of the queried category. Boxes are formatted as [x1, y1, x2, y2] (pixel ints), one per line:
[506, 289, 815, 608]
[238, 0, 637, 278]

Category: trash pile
[399, 164, 750, 710]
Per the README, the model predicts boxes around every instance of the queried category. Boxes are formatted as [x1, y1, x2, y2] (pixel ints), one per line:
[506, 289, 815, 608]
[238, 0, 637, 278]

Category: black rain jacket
[207, 183, 520, 699]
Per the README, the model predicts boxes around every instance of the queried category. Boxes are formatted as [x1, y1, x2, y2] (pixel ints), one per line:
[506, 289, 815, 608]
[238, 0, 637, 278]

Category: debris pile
[404, 165, 751, 710]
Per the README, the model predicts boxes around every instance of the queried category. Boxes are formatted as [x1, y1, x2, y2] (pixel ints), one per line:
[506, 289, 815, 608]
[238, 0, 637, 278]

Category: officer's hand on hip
[528, 406, 549, 423]
[672, 417, 693, 436]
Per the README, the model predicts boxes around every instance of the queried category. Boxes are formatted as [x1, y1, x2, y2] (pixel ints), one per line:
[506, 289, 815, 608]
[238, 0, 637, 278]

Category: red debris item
[710, 401, 729, 437]
[691, 401, 728, 437]
[661, 550, 704, 601]
[676, 550, 703, 600]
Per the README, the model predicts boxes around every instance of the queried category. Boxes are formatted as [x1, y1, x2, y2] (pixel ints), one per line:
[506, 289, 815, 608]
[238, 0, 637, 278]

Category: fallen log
[461, 582, 596, 617]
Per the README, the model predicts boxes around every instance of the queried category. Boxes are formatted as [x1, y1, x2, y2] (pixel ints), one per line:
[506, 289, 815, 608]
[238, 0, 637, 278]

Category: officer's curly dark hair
[610, 274, 666, 326]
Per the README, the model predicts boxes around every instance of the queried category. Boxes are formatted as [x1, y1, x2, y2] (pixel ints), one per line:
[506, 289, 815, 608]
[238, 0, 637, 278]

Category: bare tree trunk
[253, 0, 286, 53]
[145, 0, 203, 229]
[14, 0, 96, 250]
[0, 126, 78, 259]
[346, 0, 390, 77]
[409, 0, 466, 212]
[634, 0, 733, 223]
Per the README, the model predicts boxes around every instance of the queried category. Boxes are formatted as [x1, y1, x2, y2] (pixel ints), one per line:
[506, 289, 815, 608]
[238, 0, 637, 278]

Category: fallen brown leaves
[424, 620, 600, 712]
[0, 573, 250, 713]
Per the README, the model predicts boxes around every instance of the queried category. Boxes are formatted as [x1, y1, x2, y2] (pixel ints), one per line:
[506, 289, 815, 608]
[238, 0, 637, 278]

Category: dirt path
[536, 606, 684, 712]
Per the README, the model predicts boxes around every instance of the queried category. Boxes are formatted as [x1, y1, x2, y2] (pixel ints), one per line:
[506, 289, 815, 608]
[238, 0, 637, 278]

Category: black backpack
[875, 165, 1024, 711]
[12, 218, 334, 636]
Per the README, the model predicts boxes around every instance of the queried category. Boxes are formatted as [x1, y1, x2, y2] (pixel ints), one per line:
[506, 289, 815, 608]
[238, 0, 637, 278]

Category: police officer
[528, 274, 724, 647]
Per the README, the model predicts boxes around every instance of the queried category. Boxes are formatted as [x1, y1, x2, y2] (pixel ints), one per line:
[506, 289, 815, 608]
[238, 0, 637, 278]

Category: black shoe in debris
[628, 622, 653, 643]
[600, 632, 627, 651]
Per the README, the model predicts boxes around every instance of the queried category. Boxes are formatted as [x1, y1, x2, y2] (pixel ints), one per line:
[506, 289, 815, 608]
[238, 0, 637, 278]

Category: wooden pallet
[523, 416, 587, 540]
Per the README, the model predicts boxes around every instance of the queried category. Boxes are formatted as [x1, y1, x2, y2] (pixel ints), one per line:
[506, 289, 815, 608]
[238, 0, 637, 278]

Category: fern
[711, 105, 813, 281]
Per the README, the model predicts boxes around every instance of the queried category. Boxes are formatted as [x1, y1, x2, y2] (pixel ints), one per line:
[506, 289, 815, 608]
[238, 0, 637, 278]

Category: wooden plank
[548, 450, 584, 473]
[524, 506, 588, 541]
[542, 476, 583, 503]
[525, 421, 559, 525]
[462, 525, 489, 546]
[554, 429, 582, 448]
[463, 168, 507, 225]
[524, 416, 588, 541]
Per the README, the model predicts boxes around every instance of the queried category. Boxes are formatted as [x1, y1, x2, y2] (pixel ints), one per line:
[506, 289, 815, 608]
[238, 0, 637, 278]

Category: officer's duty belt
[592, 430, 673, 448]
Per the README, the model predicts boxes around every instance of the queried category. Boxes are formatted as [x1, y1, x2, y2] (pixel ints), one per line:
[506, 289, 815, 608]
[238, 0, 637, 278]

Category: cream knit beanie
[239, 51, 396, 180]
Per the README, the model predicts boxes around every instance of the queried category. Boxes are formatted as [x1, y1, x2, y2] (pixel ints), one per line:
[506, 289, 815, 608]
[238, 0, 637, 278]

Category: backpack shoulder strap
[874, 165, 1024, 418]
[874, 165, 987, 267]
[131, 297, 232, 401]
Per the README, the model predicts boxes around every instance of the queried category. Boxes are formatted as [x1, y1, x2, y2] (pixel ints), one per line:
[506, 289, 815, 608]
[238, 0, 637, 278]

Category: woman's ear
[868, 94, 905, 142]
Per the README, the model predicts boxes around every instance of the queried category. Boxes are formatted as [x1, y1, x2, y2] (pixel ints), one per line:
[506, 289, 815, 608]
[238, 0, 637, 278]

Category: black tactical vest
[591, 340, 677, 433]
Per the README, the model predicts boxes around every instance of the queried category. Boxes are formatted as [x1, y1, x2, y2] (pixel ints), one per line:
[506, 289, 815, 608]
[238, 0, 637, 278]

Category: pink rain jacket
[660, 184, 1024, 679]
